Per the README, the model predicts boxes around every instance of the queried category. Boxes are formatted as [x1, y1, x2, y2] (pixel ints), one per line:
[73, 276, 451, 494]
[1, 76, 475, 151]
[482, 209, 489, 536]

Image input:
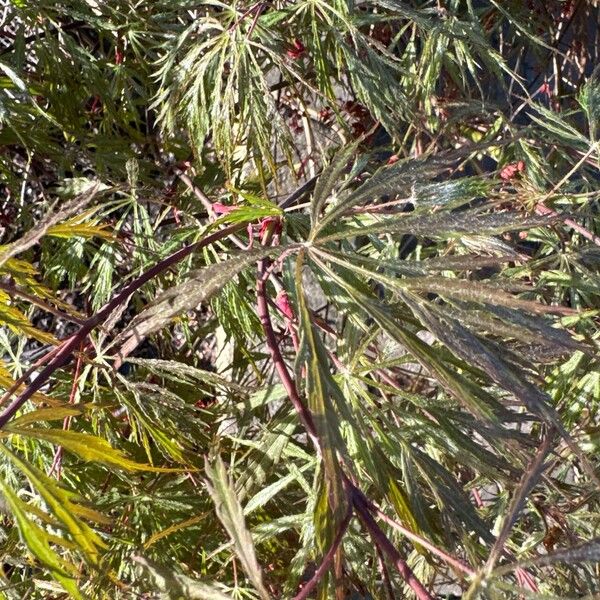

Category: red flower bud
[275, 289, 294, 320]
[286, 38, 305, 60]
[500, 161, 526, 181]
[258, 216, 282, 243]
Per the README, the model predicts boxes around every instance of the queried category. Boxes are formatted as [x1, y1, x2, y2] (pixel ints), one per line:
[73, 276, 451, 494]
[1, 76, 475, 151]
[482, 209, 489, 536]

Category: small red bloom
[387, 154, 399, 165]
[286, 38, 305, 60]
[538, 82, 552, 97]
[275, 289, 294, 320]
[500, 160, 525, 181]
[258, 216, 282, 243]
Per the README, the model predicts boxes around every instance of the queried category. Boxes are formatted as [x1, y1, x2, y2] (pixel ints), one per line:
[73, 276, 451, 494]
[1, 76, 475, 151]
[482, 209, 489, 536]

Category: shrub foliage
[0, 1, 599, 598]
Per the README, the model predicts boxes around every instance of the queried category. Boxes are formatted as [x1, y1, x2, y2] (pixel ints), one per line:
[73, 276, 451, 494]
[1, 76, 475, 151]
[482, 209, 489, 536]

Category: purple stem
[352, 488, 436, 600]
[292, 505, 353, 600]
[256, 257, 322, 454]
[257, 252, 435, 599]
[0, 223, 243, 429]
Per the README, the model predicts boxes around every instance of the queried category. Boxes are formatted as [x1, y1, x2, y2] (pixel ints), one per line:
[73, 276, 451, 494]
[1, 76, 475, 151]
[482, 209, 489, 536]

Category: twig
[256, 257, 322, 454]
[173, 168, 214, 215]
[535, 202, 600, 247]
[368, 501, 475, 577]
[0, 184, 100, 270]
[539, 142, 599, 204]
[292, 504, 353, 600]
[48, 343, 84, 479]
[352, 489, 435, 600]
[375, 541, 396, 600]
[0, 281, 86, 326]
[256, 249, 437, 599]
[0, 335, 75, 408]
[174, 167, 250, 251]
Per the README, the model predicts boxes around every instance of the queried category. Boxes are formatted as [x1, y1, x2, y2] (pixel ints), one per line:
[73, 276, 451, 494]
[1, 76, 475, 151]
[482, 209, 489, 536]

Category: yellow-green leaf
[0, 364, 61, 407]
[0, 444, 107, 564]
[10, 428, 183, 472]
[9, 406, 83, 428]
[0, 302, 58, 345]
[204, 456, 270, 600]
[47, 222, 114, 240]
[0, 479, 84, 600]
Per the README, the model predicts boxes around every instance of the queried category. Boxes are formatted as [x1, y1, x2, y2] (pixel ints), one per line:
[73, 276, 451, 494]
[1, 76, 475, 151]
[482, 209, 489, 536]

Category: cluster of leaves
[0, 0, 599, 598]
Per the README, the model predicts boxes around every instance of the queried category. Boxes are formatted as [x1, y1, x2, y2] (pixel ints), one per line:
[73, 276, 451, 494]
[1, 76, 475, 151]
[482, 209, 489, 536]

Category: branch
[375, 541, 396, 600]
[292, 504, 353, 600]
[256, 257, 322, 454]
[352, 488, 435, 600]
[371, 504, 474, 577]
[0, 185, 100, 270]
[0, 336, 75, 408]
[174, 166, 252, 252]
[257, 249, 435, 599]
[0, 223, 243, 429]
[0, 281, 86, 326]
[535, 202, 600, 248]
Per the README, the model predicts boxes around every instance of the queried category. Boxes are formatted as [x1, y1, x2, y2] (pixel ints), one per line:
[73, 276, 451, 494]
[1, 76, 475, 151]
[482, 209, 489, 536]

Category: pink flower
[500, 160, 525, 181]
[258, 216, 282, 243]
[287, 39, 305, 60]
[275, 290, 294, 320]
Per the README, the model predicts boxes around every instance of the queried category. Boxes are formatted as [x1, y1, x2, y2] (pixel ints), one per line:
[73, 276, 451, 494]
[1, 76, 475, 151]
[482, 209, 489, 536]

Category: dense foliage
[0, 0, 599, 598]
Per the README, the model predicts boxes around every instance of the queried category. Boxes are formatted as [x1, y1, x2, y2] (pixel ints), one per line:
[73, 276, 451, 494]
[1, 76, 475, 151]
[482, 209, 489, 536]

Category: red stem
[48, 343, 84, 479]
[0, 335, 75, 408]
[256, 258, 322, 454]
[352, 488, 436, 600]
[535, 202, 600, 247]
[368, 499, 475, 577]
[257, 252, 434, 599]
[292, 504, 353, 600]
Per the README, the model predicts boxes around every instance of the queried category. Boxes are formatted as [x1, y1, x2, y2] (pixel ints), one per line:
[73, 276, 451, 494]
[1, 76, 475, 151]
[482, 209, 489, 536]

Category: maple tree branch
[257, 250, 435, 600]
[0, 223, 243, 429]
[352, 487, 435, 600]
[256, 257, 322, 454]
[292, 504, 353, 600]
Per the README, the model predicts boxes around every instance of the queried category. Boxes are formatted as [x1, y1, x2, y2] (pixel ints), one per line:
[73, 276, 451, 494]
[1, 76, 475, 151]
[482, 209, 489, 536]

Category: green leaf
[317, 210, 555, 244]
[0, 480, 83, 600]
[0, 444, 107, 564]
[134, 555, 234, 600]
[204, 455, 270, 600]
[7, 428, 181, 472]
[311, 141, 360, 226]
[9, 406, 83, 428]
[115, 244, 291, 354]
